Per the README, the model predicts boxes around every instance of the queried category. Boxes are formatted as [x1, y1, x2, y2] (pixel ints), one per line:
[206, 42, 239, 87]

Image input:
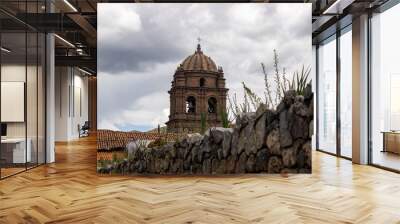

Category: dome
[180, 44, 218, 72]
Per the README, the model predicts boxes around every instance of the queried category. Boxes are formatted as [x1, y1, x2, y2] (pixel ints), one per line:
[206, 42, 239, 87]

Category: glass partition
[0, 2, 46, 179]
[1, 30, 28, 177]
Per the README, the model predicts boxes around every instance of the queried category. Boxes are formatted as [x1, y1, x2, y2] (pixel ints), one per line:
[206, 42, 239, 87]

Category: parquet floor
[1, 136, 400, 224]
[0, 167, 26, 178]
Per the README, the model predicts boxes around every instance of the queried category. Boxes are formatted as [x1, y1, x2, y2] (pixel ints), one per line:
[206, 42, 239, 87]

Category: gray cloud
[98, 3, 311, 131]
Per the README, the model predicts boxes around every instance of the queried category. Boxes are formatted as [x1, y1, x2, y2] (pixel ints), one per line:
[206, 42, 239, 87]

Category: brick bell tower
[166, 43, 228, 133]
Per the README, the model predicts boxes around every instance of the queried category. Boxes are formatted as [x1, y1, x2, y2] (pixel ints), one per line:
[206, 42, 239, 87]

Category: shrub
[148, 138, 167, 148]
[97, 158, 110, 169]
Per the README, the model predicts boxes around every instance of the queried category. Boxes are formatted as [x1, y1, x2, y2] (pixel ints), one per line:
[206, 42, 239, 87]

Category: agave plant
[290, 65, 311, 95]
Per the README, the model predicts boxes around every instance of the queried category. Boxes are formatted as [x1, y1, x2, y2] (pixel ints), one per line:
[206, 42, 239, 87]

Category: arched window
[186, 96, 196, 113]
[208, 97, 217, 114]
[200, 78, 205, 87]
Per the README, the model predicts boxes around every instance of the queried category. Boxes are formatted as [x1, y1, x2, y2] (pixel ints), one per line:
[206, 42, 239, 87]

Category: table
[381, 131, 400, 154]
[1, 138, 31, 163]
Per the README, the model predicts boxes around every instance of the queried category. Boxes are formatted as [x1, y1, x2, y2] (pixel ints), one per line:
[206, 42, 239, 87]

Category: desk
[382, 131, 400, 154]
[1, 138, 31, 163]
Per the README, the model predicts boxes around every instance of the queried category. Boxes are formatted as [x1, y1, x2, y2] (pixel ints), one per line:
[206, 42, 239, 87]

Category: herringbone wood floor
[1, 136, 400, 224]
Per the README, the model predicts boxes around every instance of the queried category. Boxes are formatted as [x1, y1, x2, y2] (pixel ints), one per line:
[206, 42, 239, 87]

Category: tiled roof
[97, 129, 182, 151]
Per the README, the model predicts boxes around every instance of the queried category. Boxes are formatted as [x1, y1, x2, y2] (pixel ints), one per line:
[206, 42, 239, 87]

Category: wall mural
[97, 3, 312, 175]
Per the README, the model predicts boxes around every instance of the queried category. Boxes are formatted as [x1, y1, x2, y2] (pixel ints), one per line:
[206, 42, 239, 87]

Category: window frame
[315, 24, 353, 161]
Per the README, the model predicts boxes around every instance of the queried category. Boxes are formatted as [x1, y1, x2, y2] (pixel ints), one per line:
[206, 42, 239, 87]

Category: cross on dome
[196, 37, 202, 53]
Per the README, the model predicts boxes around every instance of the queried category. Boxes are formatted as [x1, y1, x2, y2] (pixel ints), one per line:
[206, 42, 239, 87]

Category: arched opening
[186, 96, 196, 113]
[200, 78, 205, 87]
[208, 97, 217, 114]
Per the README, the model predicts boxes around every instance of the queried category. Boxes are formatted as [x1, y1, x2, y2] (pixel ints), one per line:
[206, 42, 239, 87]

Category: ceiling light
[63, 0, 78, 12]
[1, 47, 11, 53]
[54, 34, 75, 48]
[78, 67, 93, 76]
[76, 48, 85, 55]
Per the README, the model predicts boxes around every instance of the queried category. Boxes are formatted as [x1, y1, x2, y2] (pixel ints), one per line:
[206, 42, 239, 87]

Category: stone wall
[98, 87, 313, 174]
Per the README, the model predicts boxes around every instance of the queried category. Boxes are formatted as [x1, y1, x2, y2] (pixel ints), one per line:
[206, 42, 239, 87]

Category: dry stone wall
[98, 86, 313, 174]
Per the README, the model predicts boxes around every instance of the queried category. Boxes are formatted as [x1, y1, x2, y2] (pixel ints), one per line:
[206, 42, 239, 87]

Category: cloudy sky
[98, 3, 311, 132]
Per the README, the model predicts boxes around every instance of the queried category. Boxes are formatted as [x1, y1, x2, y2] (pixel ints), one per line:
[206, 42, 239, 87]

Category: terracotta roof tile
[97, 129, 182, 151]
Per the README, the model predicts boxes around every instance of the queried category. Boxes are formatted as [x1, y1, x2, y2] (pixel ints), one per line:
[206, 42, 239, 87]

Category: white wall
[1, 65, 39, 138]
[55, 66, 69, 141]
[55, 67, 89, 141]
